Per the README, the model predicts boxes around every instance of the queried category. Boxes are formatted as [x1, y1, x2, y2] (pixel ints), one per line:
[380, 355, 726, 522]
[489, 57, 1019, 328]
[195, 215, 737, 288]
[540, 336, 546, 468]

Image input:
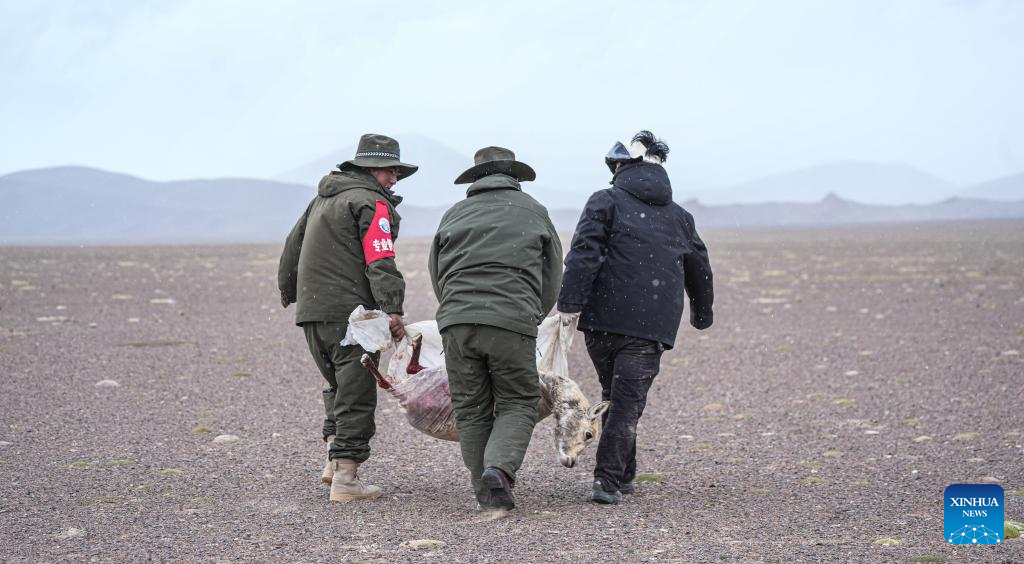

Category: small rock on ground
[401, 539, 446, 550]
[58, 528, 86, 540]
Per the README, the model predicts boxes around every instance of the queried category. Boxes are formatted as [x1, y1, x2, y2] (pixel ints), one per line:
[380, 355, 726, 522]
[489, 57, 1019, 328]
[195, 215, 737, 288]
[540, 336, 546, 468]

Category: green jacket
[278, 169, 405, 325]
[428, 174, 563, 337]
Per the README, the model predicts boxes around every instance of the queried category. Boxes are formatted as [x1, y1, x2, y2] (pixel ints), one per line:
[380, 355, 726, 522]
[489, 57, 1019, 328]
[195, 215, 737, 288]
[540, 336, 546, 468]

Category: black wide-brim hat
[454, 146, 536, 184]
[338, 133, 418, 179]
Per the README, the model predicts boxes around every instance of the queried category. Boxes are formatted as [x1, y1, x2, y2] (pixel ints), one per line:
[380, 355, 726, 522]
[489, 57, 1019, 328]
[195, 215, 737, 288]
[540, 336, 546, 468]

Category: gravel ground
[1, 221, 1023, 563]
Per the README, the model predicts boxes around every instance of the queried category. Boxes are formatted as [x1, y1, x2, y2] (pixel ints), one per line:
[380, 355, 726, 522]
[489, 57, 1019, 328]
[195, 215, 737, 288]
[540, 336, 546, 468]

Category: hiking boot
[321, 435, 335, 484]
[481, 467, 516, 510]
[619, 481, 636, 495]
[591, 480, 623, 505]
[329, 459, 382, 503]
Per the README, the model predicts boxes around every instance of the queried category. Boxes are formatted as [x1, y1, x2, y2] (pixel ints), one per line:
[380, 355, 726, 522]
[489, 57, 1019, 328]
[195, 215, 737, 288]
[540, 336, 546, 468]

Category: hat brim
[339, 158, 419, 180]
[454, 160, 536, 185]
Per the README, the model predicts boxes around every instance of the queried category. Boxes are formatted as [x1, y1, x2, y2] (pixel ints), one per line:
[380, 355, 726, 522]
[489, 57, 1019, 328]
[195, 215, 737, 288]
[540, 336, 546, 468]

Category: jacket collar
[321, 168, 403, 206]
[466, 173, 522, 197]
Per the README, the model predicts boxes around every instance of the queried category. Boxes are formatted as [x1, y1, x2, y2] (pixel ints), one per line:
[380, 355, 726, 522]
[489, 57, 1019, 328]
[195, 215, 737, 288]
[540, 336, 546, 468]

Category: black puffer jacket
[557, 162, 713, 348]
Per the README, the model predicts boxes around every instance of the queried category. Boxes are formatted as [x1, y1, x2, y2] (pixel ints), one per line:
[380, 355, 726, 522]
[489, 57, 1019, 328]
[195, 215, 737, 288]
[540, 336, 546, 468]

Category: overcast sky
[1, 0, 1022, 194]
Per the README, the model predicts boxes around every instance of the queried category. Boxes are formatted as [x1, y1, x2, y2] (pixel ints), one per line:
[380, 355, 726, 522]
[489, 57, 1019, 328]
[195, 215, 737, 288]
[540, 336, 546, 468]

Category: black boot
[591, 479, 623, 504]
[481, 467, 516, 510]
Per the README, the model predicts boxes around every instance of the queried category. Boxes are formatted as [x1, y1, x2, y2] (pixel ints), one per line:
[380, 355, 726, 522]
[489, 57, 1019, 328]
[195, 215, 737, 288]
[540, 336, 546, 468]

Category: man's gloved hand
[388, 313, 406, 340]
[557, 311, 580, 327]
[280, 292, 291, 309]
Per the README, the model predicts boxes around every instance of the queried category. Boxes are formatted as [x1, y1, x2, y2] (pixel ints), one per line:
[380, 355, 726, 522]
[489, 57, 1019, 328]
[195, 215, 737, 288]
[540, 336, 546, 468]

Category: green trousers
[441, 324, 541, 502]
[302, 321, 377, 463]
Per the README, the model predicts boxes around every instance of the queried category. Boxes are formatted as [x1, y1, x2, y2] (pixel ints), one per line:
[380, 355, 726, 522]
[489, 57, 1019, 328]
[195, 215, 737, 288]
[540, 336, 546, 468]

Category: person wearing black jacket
[557, 130, 714, 504]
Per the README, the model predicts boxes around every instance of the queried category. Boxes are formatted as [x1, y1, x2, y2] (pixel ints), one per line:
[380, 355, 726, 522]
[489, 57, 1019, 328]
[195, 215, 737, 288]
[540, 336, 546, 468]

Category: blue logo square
[944, 484, 1005, 545]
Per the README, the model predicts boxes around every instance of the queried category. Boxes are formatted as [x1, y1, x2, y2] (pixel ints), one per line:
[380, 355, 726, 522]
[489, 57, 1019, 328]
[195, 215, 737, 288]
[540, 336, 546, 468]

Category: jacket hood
[611, 162, 672, 206]
[466, 173, 522, 197]
[318, 169, 403, 206]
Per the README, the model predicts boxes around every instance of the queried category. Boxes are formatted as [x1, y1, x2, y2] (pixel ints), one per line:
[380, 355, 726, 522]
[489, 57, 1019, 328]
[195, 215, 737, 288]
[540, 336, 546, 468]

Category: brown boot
[321, 435, 335, 484]
[329, 459, 382, 502]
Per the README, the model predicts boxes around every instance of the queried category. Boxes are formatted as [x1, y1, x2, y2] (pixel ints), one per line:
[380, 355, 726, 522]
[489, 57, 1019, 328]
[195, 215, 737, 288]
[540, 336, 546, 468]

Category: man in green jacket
[278, 133, 415, 503]
[428, 147, 563, 512]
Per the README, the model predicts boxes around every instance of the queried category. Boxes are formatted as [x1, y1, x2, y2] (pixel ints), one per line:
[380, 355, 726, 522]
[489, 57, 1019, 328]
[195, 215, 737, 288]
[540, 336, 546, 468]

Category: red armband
[362, 200, 396, 265]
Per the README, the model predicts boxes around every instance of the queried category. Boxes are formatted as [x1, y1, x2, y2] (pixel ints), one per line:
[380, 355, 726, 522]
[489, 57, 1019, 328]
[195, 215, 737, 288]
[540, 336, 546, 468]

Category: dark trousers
[584, 330, 664, 492]
[441, 324, 541, 503]
[302, 321, 377, 463]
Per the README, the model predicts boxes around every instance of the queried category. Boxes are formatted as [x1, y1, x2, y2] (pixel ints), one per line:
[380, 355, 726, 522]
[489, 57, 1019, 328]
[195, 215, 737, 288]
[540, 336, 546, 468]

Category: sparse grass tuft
[635, 473, 665, 484]
[65, 461, 95, 469]
[526, 512, 558, 521]
[106, 459, 135, 466]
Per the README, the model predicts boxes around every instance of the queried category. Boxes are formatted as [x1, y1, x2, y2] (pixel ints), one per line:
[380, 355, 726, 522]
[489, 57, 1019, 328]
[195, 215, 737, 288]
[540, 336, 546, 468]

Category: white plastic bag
[339, 305, 397, 368]
[535, 314, 577, 380]
[339, 305, 392, 349]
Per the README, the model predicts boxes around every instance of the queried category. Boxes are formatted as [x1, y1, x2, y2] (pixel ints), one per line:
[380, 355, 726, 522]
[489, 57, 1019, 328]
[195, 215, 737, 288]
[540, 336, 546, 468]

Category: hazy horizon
[2, 0, 1023, 201]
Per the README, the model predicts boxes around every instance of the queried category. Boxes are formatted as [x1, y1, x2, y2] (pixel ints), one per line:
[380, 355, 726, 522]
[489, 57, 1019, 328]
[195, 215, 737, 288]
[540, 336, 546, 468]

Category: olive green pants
[441, 324, 540, 502]
[302, 321, 377, 463]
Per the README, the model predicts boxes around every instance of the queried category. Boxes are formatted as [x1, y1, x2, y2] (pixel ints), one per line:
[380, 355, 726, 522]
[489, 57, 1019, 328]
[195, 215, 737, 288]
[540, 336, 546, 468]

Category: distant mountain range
[275, 134, 586, 209]
[2, 166, 313, 244]
[275, 134, 469, 209]
[676, 193, 1024, 229]
[693, 161, 962, 205]
[273, 136, 1024, 207]
[2, 164, 1022, 244]
[959, 171, 1024, 202]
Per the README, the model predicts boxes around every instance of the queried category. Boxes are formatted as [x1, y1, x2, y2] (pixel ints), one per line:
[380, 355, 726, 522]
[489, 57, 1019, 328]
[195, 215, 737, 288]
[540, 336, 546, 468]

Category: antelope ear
[588, 400, 611, 420]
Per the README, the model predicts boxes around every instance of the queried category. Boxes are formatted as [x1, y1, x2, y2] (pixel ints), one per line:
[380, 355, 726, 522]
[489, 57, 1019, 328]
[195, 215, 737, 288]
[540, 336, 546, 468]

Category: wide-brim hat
[454, 146, 536, 184]
[338, 133, 418, 180]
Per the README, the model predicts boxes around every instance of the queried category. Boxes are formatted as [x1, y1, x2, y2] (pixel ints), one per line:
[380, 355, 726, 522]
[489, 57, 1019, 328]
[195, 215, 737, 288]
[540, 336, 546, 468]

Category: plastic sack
[381, 320, 458, 441]
[351, 308, 576, 442]
[382, 364, 458, 441]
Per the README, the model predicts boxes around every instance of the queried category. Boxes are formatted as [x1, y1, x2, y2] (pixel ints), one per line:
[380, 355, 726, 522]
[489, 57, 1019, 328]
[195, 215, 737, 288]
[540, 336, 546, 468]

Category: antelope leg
[361, 353, 394, 390]
[406, 334, 424, 374]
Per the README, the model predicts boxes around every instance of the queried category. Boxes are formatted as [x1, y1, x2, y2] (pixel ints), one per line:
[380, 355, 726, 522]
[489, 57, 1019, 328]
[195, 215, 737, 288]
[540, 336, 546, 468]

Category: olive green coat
[428, 174, 562, 337]
[278, 169, 405, 324]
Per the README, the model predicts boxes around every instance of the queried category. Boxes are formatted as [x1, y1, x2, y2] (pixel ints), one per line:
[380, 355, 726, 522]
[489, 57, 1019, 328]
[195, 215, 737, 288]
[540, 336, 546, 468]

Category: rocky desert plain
[2, 221, 1023, 562]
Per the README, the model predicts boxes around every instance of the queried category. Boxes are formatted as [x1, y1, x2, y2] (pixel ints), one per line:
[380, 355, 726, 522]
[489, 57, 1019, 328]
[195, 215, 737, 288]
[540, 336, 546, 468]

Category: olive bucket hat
[338, 133, 419, 179]
[454, 146, 536, 184]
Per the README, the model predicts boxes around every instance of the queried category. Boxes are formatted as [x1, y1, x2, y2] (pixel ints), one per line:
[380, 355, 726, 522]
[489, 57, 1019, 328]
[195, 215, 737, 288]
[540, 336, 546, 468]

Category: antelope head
[539, 370, 611, 468]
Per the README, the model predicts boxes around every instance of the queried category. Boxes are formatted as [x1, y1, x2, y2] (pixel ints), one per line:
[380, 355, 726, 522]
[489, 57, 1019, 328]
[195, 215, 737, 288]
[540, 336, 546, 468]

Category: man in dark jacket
[557, 130, 714, 504]
[429, 147, 563, 512]
[278, 133, 415, 503]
